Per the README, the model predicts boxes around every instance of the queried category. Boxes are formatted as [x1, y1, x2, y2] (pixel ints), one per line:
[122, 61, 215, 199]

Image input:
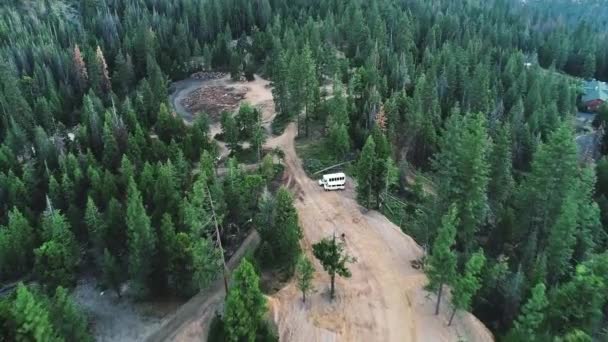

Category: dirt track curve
[153, 75, 494, 342]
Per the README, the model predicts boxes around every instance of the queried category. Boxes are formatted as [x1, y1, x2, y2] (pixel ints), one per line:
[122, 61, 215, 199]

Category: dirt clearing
[170, 73, 276, 160]
[170, 73, 275, 127]
[180, 85, 246, 119]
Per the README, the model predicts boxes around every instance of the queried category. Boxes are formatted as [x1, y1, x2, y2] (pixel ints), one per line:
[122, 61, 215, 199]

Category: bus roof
[323, 172, 345, 179]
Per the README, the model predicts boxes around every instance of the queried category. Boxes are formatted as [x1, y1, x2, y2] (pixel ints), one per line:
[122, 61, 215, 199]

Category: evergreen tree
[312, 234, 356, 300]
[85, 197, 106, 259]
[72, 44, 88, 93]
[546, 192, 578, 285]
[449, 250, 486, 325]
[0, 208, 34, 279]
[302, 44, 319, 137]
[259, 187, 302, 271]
[426, 205, 458, 315]
[34, 240, 77, 290]
[34, 210, 79, 290]
[101, 248, 123, 298]
[221, 111, 239, 151]
[356, 135, 375, 207]
[182, 172, 214, 236]
[507, 283, 549, 342]
[488, 125, 515, 219]
[252, 116, 266, 162]
[126, 178, 156, 297]
[50, 287, 92, 342]
[10, 284, 60, 342]
[260, 153, 275, 183]
[191, 237, 221, 291]
[102, 111, 121, 170]
[112, 51, 135, 97]
[296, 255, 315, 303]
[224, 259, 267, 342]
[329, 123, 350, 160]
[546, 264, 607, 335]
[516, 123, 578, 272]
[432, 112, 490, 254]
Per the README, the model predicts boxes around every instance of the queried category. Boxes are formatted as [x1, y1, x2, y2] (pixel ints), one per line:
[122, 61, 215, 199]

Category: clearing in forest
[151, 73, 494, 342]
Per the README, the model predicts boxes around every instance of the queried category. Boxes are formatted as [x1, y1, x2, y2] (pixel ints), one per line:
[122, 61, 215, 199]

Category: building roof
[582, 79, 608, 103]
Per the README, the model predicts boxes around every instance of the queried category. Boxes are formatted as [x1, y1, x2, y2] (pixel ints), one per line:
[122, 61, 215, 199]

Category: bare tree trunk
[435, 283, 443, 315]
[330, 274, 335, 300]
[448, 307, 456, 326]
[297, 112, 301, 137]
[305, 106, 309, 137]
[302, 291, 306, 303]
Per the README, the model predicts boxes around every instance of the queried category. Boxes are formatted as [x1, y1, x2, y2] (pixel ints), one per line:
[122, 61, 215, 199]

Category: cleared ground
[170, 74, 275, 160]
[152, 74, 494, 342]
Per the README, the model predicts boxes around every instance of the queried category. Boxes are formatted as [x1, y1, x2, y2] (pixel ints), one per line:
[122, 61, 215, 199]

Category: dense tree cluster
[0, 0, 284, 338]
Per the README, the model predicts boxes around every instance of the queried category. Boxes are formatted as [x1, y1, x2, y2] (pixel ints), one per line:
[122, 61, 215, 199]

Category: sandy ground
[158, 74, 495, 342]
[170, 75, 276, 161]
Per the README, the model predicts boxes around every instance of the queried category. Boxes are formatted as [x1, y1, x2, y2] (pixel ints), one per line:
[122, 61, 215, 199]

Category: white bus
[318, 172, 346, 191]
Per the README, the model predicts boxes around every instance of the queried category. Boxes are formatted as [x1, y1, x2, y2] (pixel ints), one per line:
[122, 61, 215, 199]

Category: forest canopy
[0, 0, 607, 340]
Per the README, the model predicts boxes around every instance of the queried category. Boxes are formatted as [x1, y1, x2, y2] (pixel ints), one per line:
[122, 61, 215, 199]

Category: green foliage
[126, 178, 156, 297]
[3, 284, 90, 342]
[0, 0, 607, 338]
[49, 287, 92, 342]
[255, 187, 302, 272]
[34, 240, 77, 291]
[507, 283, 549, 342]
[546, 264, 607, 336]
[224, 259, 267, 342]
[449, 251, 486, 325]
[191, 237, 222, 291]
[34, 210, 79, 290]
[432, 112, 490, 254]
[101, 248, 123, 298]
[85, 197, 106, 259]
[0, 208, 34, 280]
[312, 235, 355, 299]
[356, 135, 375, 208]
[425, 205, 458, 315]
[221, 111, 239, 152]
[260, 154, 275, 183]
[10, 284, 60, 342]
[296, 255, 315, 302]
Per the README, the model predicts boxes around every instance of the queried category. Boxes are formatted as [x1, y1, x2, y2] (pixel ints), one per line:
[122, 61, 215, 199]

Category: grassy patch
[231, 146, 259, 164]
[295, 136, 339, 177]
[271, 115, 291, 135]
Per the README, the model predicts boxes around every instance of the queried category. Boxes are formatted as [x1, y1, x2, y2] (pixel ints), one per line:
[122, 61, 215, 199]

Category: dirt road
[161, 75, 494, 342]
[265, 125, 493, 342]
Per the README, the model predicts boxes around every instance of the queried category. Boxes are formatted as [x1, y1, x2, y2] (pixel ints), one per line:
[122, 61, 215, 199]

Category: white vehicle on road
[318, 172, 346, 191]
